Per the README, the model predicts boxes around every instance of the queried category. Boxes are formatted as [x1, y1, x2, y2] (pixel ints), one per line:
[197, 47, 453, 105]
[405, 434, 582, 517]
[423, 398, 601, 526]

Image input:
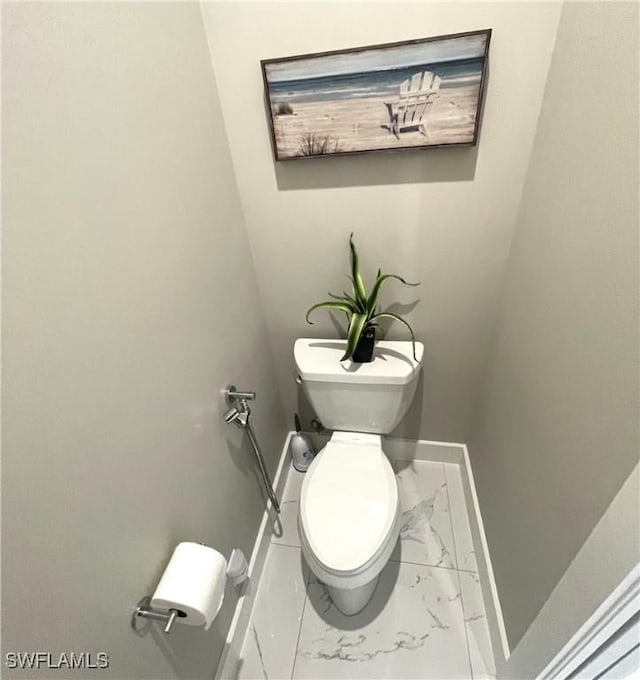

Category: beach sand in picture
[270, 85, 481, 159]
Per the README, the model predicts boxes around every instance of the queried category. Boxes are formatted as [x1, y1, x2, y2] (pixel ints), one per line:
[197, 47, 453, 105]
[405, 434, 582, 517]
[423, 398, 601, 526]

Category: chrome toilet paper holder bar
[131, 596, 185, 634]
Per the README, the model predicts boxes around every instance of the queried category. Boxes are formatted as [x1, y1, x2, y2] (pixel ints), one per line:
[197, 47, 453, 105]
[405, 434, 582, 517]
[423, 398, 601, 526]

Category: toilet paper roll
[151, 542, 227, 630]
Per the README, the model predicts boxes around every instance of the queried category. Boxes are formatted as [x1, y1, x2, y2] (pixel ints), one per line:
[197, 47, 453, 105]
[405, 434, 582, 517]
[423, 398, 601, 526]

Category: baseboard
[460, 444, 511, 669]
[384, 436, 465, 464]
[215, 431, 293, 680]
[305, 433, 465, 465]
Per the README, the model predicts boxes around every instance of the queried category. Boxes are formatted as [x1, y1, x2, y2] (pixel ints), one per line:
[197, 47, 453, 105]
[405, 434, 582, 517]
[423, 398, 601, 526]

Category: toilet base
[326, 574, 380, 616]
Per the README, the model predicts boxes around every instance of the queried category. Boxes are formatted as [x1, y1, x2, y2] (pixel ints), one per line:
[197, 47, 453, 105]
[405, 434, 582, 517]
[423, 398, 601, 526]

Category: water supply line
[223, 386, 281, 514]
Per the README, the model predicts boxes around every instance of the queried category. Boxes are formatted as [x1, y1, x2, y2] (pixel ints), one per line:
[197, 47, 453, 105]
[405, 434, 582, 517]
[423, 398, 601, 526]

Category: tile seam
[271, 540, 302, 549]
[443, 463, 462, 570]
[443, 462, 475, 680]
[289, 557, 311, 680]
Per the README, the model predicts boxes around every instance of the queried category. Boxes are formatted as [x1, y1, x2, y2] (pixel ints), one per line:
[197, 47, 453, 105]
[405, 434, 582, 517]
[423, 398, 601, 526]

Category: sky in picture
[266, 34, 488, 83]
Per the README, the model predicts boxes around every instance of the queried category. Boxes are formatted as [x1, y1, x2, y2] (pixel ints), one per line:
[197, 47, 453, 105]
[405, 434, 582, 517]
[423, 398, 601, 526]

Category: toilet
[294, 338, 424, 615]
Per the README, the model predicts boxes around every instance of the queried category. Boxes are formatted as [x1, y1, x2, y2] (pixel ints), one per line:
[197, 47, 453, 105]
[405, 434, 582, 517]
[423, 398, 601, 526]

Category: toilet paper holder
[131, 547, 249, 634]
[131, 596, 186, 634]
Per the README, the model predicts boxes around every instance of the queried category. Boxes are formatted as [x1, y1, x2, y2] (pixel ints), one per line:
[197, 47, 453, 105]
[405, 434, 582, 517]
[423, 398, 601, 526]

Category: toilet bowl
[294, 338, 423, 615]
[298, 431, 400, 615]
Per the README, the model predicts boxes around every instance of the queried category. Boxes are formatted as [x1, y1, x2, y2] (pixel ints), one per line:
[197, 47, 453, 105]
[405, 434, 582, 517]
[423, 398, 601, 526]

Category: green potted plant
[305, 233, 419, 363]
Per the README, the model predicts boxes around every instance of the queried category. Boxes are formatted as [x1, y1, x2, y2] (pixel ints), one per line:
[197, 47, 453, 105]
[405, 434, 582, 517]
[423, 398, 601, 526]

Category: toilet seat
[299, 432, 399, 581]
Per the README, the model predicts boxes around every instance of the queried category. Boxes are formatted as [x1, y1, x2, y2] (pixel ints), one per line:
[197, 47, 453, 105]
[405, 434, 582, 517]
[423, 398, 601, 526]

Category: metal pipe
[163, 609, 179, 634]
[223, 386, 280, 514]
[245, 420, 281, 514]
[131, 597, 182, 634]
[228, 389, 256, 402]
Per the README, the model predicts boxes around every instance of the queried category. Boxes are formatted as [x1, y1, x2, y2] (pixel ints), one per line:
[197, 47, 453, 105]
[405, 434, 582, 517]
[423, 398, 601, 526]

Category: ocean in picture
[267, 58, 484, 105]
[262, 31, 491, 159]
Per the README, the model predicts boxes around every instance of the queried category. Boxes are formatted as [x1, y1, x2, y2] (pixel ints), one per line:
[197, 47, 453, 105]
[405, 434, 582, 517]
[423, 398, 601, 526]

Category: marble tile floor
[233, 459, 496, 680]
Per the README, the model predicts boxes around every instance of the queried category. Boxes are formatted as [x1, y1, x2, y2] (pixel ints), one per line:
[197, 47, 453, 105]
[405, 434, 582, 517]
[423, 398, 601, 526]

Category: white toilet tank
[294, 338, 424, 434]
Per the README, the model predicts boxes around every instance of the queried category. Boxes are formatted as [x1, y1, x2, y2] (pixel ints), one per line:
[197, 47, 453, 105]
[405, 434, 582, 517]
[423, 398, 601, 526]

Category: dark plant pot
[352, 327, 376, 363]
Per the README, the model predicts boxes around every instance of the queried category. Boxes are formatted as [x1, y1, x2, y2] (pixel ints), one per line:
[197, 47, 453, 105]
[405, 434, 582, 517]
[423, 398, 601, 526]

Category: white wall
[202, 1, 562, 441]
[470, 0, 639, 654]
[2, 2, 286, 677]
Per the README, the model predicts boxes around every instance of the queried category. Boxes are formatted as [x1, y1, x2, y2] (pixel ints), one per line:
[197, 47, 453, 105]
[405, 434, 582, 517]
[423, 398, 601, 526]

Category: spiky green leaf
[306, 301, 356, 324]
[328, 292, 356, 307]
[342, 291, 360, 307]
[349, 233, 367, 305]
[329, 290, 362, 310]
[367, 274, 420, 313]
[369, 312, 418, 360]
[340, 312, 368, 361]
[345, 279, 367, 312]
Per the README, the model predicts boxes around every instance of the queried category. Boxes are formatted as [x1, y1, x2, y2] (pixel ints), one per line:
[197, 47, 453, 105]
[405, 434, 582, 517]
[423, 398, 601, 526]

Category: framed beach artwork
[261, 29, 491, 160]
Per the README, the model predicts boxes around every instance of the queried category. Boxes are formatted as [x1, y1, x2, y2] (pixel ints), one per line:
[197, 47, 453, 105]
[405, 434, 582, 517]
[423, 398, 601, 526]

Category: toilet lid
[300, 439, 398, 573]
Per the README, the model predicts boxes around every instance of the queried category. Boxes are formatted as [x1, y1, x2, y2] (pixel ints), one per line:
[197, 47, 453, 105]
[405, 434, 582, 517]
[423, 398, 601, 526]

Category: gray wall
[2, 2, 286, 678]
[202, 1, 562, 442]
[470, 1, 639, 651]
[503, 463, 639, 678]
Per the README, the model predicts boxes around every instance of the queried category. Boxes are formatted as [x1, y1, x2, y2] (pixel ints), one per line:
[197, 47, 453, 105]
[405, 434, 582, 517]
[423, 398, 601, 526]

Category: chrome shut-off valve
[223, 385, 255, 428]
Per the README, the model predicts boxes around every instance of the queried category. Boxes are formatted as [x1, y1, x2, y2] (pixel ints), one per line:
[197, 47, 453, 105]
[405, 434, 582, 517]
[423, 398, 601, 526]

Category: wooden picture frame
[261, 29, 491, 161]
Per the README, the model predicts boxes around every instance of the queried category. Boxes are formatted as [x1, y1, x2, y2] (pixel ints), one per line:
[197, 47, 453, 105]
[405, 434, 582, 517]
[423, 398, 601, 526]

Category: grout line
[270, 542, 302, 552]
[388, 556, 471, 573]
[251, 623, 269, 680]
[443, 463, 463, 571]
[271, 540, 301, 549]
[250, 541, 305, 680]
[443, 463, 475, 679]
[387, 555, 481, 579]
[289, 561, 311, 680]
[457, 568, 476, 680]
[390, 455, 457, 462]
[276, 466, 306, 679]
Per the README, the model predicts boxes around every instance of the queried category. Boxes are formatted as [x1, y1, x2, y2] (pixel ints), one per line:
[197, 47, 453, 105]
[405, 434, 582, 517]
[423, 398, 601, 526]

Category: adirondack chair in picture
[386, 71, 441, 139]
